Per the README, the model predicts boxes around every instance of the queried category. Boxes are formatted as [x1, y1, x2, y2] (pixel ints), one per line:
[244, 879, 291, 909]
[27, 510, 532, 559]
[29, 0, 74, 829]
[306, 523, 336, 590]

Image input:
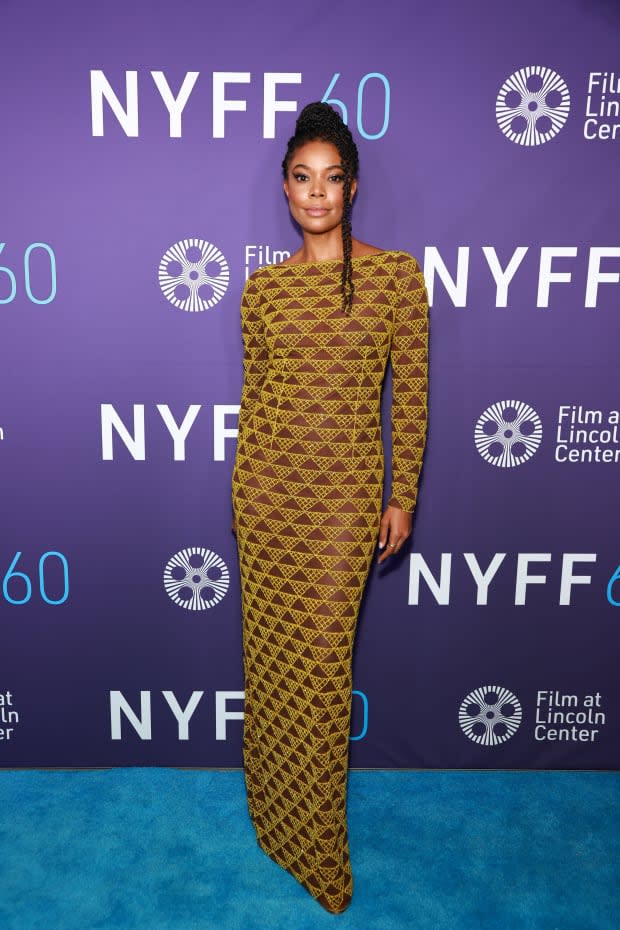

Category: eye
[293, 172, 308, 182]
[329, 174, 345, 183]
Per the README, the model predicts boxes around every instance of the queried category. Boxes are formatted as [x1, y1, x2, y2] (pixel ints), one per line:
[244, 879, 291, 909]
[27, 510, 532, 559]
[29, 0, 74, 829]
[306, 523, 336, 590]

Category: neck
[298, 228, 344, 264]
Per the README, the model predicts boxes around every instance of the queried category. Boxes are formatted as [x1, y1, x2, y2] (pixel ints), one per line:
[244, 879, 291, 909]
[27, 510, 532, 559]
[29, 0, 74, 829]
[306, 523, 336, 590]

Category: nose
[309, 177, 326, 197]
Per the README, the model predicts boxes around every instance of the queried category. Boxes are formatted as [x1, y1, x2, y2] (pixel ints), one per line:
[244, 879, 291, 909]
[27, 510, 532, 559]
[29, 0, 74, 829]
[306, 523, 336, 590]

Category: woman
[231, 101, 429, 913]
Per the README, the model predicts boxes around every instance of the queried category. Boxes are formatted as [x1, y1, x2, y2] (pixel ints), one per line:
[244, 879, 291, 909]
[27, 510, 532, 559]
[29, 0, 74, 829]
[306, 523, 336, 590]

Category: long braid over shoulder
[282, 102, 359, 314]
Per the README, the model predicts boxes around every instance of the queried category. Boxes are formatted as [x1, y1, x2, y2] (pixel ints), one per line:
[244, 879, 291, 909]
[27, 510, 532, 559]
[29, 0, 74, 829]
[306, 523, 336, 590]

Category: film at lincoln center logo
[475, 400, 542, 468]
[459, 685, 523, 746]
[158, 239, 230, 312]
[164, 547, 230, 610]
[496, 66, 570, 146]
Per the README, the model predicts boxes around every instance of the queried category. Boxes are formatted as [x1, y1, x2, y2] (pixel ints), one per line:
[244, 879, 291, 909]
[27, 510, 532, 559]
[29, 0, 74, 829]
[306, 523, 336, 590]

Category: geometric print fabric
[231, 250, 429, 912]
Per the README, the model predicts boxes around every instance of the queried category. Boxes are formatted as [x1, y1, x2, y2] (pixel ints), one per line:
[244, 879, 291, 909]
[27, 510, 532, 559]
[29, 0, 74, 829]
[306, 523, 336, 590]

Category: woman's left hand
[377, 505, 412, 563]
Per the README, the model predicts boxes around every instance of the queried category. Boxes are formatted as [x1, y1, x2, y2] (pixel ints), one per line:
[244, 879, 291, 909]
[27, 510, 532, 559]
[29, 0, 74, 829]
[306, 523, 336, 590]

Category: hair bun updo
[294, 101, 337, 134]
[281, 102, 360, 314]
[282, 102, 359, 180]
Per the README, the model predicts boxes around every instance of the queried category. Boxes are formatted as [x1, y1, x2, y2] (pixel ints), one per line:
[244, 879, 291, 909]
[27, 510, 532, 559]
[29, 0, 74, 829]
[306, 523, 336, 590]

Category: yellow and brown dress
[231, 249, 429, 911]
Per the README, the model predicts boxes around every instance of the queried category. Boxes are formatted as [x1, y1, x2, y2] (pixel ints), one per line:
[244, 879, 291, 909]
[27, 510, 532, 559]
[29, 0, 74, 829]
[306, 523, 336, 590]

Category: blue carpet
[0, 769, 617, 929]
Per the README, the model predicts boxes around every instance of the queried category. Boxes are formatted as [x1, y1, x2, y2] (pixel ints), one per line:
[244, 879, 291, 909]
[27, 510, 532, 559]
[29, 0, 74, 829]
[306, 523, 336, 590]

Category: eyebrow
[292, 163, 344, 170]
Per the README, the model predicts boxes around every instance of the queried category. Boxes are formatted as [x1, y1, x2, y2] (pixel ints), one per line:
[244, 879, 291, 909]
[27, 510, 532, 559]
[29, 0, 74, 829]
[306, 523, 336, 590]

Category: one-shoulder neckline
[264, 249, 406, 270]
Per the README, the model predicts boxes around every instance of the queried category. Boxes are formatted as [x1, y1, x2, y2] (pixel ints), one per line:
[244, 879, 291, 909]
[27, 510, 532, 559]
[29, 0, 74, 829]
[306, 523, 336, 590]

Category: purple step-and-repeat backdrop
[1, 0, 618, 769]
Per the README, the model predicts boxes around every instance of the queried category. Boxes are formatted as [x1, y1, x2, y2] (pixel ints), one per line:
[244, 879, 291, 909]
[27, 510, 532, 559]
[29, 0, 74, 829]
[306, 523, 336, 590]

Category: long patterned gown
[231, 249, 429, 911]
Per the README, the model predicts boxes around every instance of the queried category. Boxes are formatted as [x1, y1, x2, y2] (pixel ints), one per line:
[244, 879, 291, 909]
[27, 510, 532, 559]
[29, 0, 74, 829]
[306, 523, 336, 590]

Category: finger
[379, 536, 401, 562]
[378, 523, 389, 549]
[377, 529, 388, 558]
[378, 535, 395, 562]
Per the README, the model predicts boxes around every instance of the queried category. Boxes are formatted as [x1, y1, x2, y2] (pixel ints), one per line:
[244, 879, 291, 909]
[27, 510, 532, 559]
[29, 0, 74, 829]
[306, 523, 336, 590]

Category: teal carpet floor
[0, 769, 618, 929]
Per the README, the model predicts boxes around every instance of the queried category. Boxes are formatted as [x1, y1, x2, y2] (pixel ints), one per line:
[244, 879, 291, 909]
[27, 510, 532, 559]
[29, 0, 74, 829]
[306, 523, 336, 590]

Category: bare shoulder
[350, 239, 387, 257]
[277, 250, 304, 266]
[275, 241, 394, 265]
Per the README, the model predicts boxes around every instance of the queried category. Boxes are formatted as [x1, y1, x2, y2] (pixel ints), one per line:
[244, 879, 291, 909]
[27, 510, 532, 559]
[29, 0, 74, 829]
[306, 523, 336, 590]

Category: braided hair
[282, 102, 359, 314]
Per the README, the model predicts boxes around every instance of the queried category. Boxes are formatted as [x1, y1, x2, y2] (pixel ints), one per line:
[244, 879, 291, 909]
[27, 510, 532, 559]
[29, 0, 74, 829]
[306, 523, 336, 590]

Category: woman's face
[283, 139, 357, 236]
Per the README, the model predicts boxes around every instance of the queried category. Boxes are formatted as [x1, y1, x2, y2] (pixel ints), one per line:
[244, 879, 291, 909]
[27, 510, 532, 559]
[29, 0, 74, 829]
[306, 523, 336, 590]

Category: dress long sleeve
[387, 254, 429, 514]
[231, 250, 427, 913]
[237, 273, 268, 448]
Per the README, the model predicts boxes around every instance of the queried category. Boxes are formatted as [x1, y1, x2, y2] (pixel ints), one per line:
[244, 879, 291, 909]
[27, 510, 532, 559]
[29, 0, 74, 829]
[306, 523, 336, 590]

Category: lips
[306, 208, 329, 216]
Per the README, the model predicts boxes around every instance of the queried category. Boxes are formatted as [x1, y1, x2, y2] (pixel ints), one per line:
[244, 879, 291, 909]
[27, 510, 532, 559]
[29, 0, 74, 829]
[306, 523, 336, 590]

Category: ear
[283, 179, 289, 199]
[349, 178, 358, 203]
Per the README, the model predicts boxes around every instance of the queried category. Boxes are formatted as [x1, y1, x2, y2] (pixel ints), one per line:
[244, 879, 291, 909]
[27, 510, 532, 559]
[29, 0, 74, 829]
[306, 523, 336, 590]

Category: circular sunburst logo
[158, 239, 230, 312]
[475, 400, 542, 468]
[164, 547, 229, 610]
[459, 685, 522, 746]
[496, 66, 570, 146]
